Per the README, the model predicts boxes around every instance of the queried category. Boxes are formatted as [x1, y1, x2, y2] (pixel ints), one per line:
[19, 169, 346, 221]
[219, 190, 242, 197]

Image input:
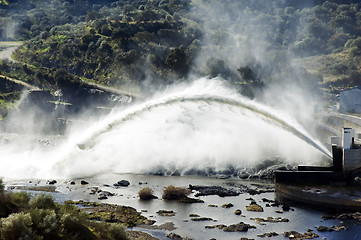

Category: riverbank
[4, 173, 361, 240]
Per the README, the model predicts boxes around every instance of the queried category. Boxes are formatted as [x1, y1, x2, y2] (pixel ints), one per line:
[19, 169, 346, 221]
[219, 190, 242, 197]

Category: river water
[5, 173, 360, 240]
[1, 77, 357, 239]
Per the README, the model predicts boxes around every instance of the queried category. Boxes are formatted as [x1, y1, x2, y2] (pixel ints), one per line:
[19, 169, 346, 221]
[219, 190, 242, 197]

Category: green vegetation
[0, 180, 129, 240]
[1, 0, 361, 111]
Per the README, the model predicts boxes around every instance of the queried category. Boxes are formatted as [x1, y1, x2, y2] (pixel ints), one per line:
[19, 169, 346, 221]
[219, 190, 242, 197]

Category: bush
[162, 185, 190, 200]
[0, 212, 33, 240]
[28, 209, 59, 239]
[92, 222, 127, 240]
[0, 179, 4, 195]
[60, 213, 96, 240]
[138, 187, 157, 200]
[29, 194, 56, 210]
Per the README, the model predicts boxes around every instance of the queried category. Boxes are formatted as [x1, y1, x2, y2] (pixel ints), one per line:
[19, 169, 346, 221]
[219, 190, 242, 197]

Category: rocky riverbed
[4, 173, 361, 240]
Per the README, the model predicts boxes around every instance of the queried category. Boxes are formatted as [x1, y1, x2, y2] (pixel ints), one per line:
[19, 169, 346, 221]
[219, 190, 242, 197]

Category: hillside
[1, 0, 361, 119]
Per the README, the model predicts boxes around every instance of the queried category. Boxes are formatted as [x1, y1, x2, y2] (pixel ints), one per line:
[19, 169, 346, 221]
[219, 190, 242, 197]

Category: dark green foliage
[0, 179, 3, 195]
[1, 0, 361, 101]
[0, 180, 128, 240]
[29, 194, 56, 210]
[164, 48, 189, 75]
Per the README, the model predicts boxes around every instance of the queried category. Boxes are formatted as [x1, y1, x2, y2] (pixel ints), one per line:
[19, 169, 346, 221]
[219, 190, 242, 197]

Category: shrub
[29, 194, 56, 210]
[92, 222, 128, 240]
[162, 185, 190, 200]
[0, 179, 4, 195]
[138, 187, 157, 200]
[28, 209, 59, 238]
[0, 212, 33, 240]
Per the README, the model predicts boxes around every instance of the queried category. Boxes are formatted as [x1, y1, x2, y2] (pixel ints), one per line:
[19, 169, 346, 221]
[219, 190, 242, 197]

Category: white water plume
[0, 78, 330, 179]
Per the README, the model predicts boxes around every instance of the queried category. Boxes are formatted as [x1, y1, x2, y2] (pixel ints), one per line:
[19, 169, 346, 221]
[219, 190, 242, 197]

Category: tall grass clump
[138, 187, 157, 200]
[162, 185, 190, 200]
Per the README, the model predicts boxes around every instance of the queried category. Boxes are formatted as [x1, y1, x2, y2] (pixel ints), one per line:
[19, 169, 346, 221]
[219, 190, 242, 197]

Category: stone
[157, 210, 176, 216]
[114, 180, 130, 187]
[221, 203, 234, 208]
[81, 180, 89, 185]
[257, 232, 278, 237]
[191, 217, 214, 221]
[223, 222, 256, 232]
[282, 205, 290, 211]
[246, 203, 264, 212]
[317, 226, 333, 232]
[189, 185, 239, 197]
[283, 231, 319, 239]
[234, 209, 242, 215]
[48, 180, 57, 185]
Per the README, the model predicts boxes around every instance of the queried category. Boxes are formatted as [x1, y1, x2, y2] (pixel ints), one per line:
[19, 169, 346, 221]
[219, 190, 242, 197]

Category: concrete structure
[275, 128, 361, 185]
[340, 87, 361, 113]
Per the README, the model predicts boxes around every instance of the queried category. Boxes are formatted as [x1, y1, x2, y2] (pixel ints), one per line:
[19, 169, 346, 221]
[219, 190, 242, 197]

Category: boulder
[114, 180, 130, 187]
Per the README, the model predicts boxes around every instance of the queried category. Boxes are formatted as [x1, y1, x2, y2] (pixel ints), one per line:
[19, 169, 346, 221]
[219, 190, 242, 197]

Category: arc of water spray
[76, 95, 332, 159]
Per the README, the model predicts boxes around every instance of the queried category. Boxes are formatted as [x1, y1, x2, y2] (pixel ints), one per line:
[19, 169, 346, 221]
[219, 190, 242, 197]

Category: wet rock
[156, 210, 176, 216]
[89, 187, 101, 195]
[208, 204, 218, 207]
[282, 205, 291, 211]
[251, 217, 289, 224]
[189, 214, 200, 217]
[139, 222, 176, 231]
[247, 189, 260, 195]
[70, 181, 75, 185]
[48, 180, 57, 185]
[317, 226, 333, 232]
[166, 232, 191, 240]
[98, 195, 108, 200]
[81, 180, 89, 185]
[321, 213, 336, 220]
[238, 172, 250, 179]
[205, 222, 255, 232]
[223, 222, 256, 232]
[283, 231, 319, 239]
[191, 217, 214, 221]
[70, 200, 155, 227]
[257, 232, 278, 237]
[234, 209, 242, 215]
[179, 196, 204, 203]
[246, 203, 264, 212]
[221, 203, 234, 208]
[337, 212, 361, 221]
[189, 185, 239, 197]
[262, 198, 274, 203]
[333, 226, 348, 231]
[113, 180, 130, 187]
[205, 224, 227, 229]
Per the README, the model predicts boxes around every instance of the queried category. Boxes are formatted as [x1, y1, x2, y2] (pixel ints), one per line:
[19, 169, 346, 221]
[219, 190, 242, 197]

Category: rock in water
[81, 180, 89, 185]
[114, 180, 130, 187]
[246, 203, 264, 212]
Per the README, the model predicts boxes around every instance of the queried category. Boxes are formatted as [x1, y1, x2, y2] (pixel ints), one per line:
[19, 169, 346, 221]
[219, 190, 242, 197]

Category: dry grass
[162, 185, 190, 200]
[138, 187, 157, 200]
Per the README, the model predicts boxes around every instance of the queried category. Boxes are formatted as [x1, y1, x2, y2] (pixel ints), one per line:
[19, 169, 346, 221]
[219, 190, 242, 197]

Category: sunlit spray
[0, 78, 330, 179]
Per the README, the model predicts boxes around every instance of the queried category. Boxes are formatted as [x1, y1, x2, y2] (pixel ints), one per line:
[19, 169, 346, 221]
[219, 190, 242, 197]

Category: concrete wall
[343, 148, 361, 171]
[340, 88, 361, 113]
